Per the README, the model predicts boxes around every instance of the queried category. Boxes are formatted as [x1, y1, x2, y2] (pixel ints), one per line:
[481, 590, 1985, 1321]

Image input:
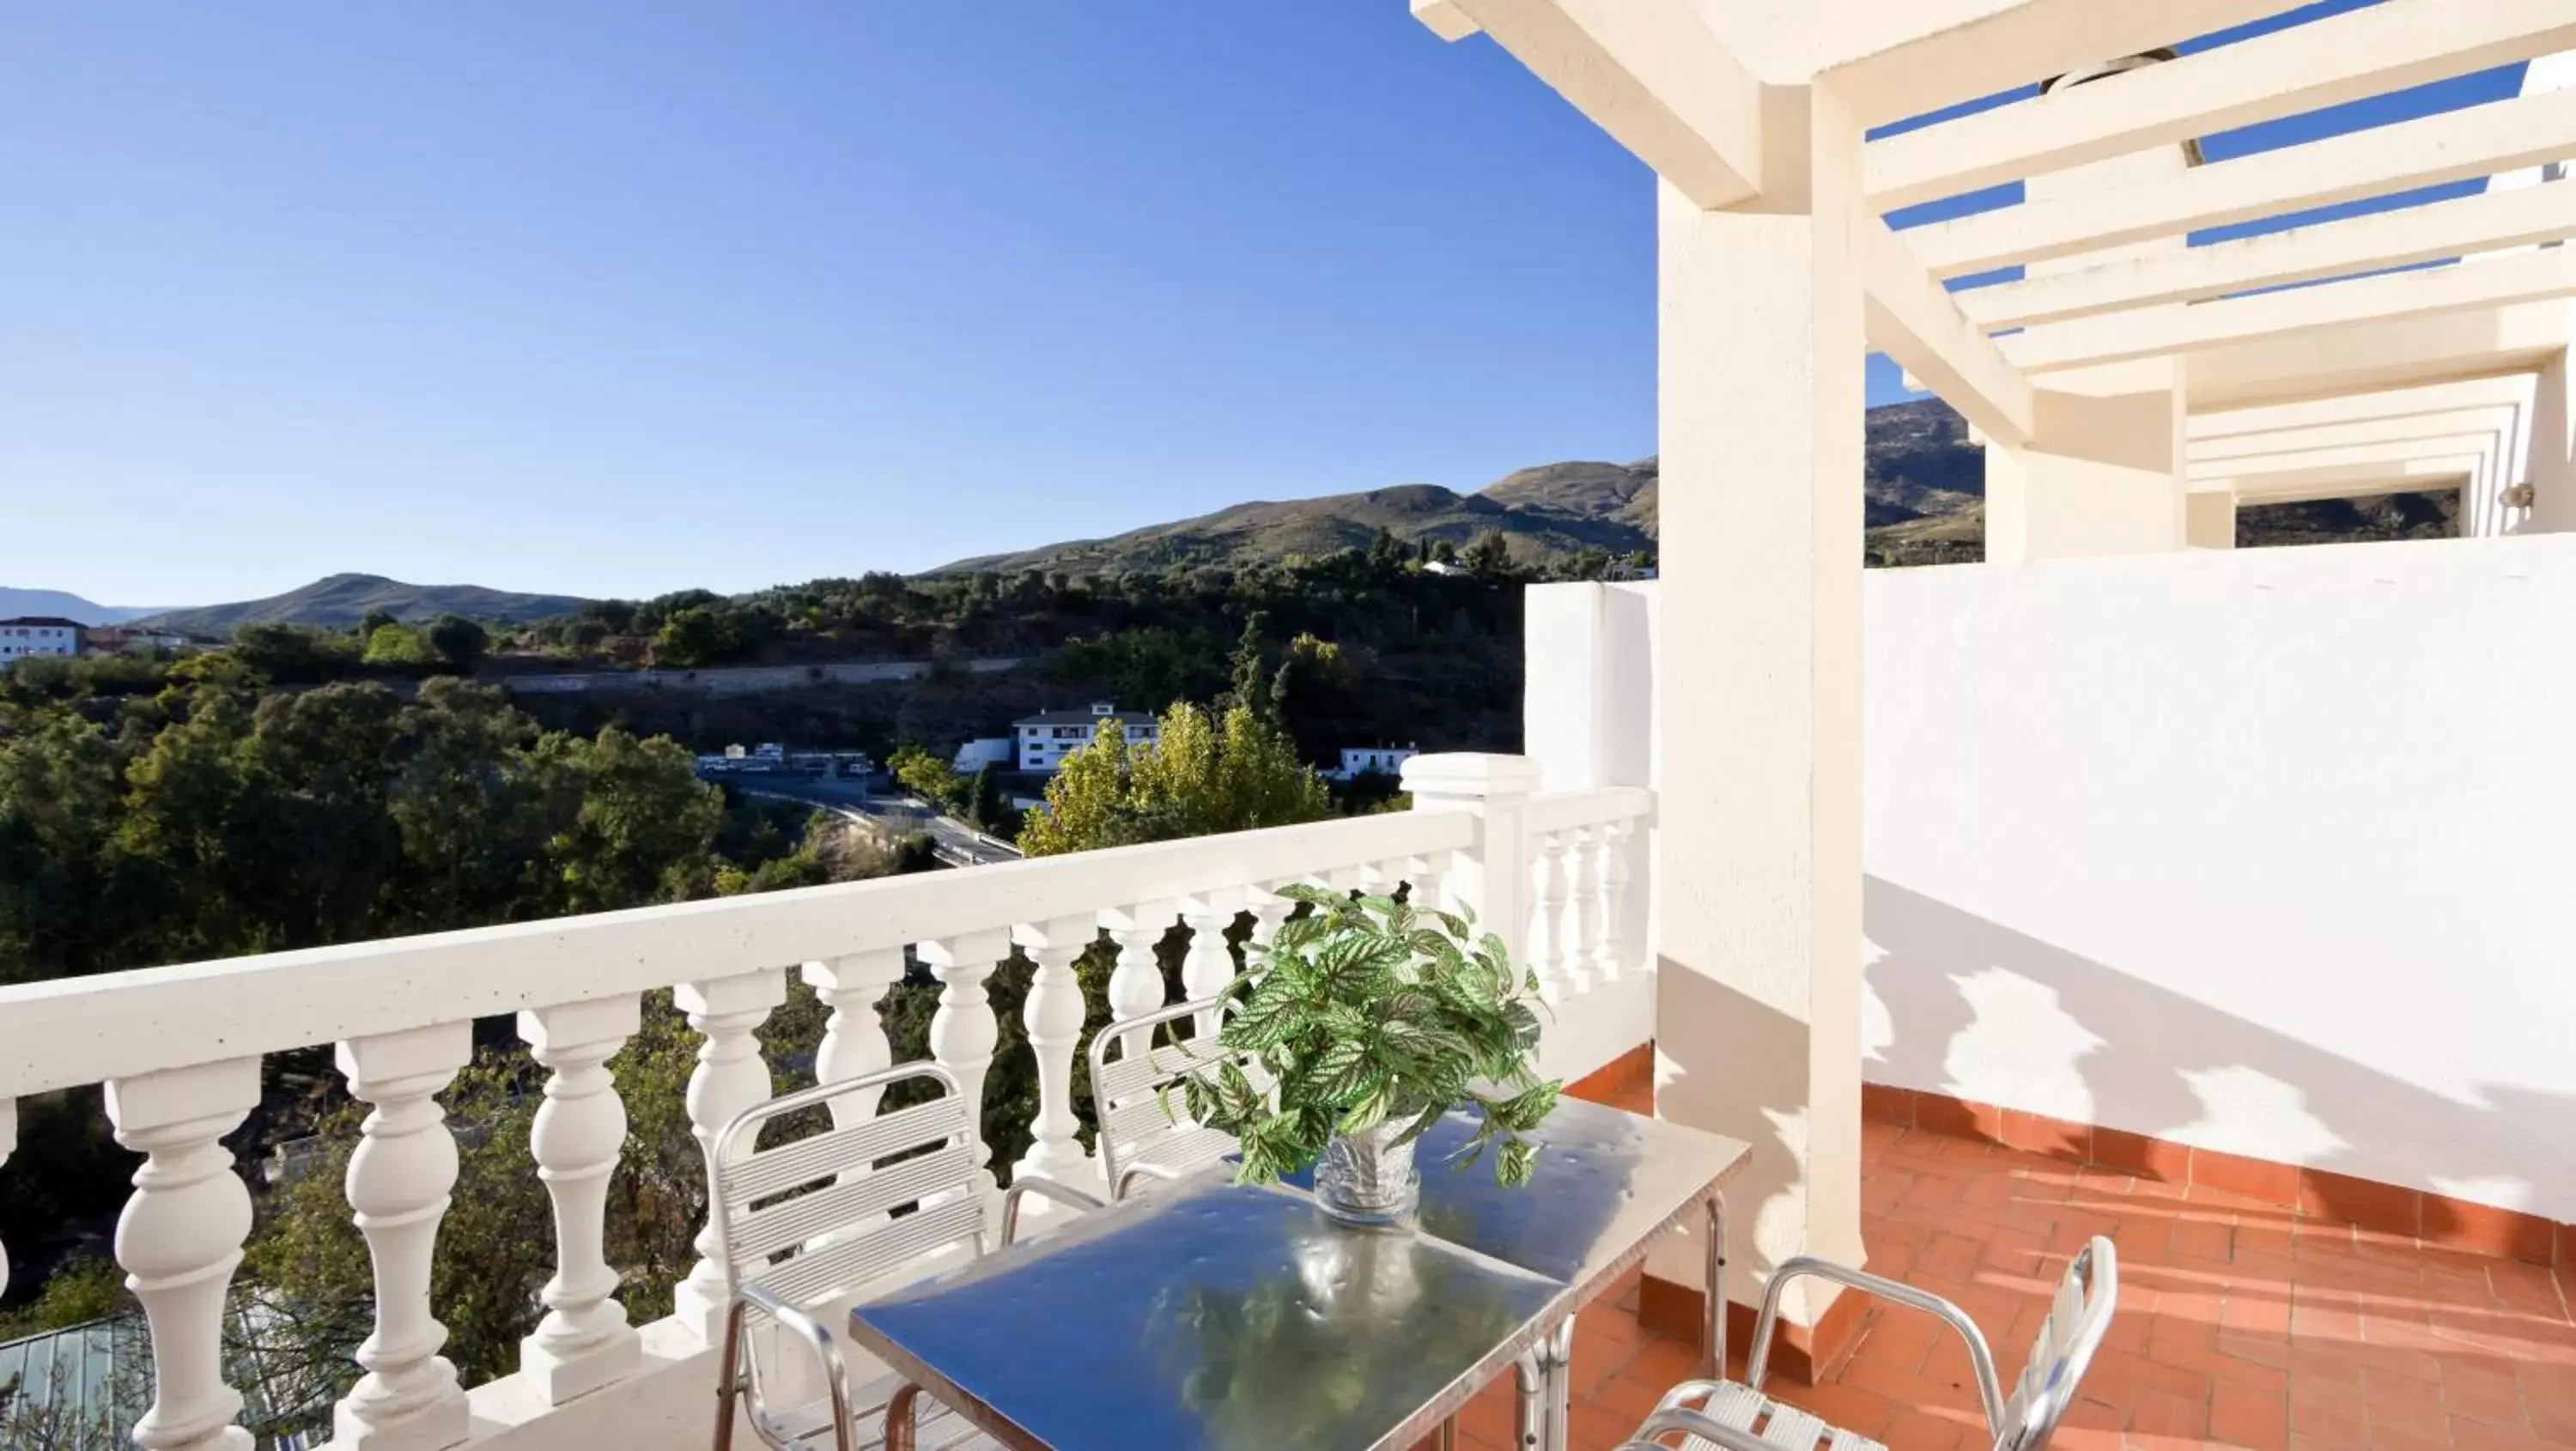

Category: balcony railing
[0, 752, 1653, 1451]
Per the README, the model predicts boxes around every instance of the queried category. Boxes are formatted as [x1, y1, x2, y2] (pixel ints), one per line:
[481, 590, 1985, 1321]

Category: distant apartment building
[1328, 744, 1419, 781]
[1015, 702, 1158, 774]
[952, 738, 1015, 773]
[0, 616, 82, 666]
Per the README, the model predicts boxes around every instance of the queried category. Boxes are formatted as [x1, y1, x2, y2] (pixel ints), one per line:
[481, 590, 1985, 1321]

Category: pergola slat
[1866, 0, 2576, 210]
[1909, 86, 2576, 278]
[2001, 236, 2576, 373]
[1961, 184, 2576, 329]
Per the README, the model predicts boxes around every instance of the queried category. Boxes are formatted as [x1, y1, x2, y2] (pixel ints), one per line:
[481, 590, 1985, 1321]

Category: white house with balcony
[1013, 701, 1157, 774]
[8, 5, 2576, 1448]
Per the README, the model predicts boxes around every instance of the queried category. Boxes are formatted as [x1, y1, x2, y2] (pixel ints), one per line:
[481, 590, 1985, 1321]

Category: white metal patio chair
[1086, 993, 1248, 1200]
[706, 1060, 1104, 1451]
[1613, 1236, 2117, 1451]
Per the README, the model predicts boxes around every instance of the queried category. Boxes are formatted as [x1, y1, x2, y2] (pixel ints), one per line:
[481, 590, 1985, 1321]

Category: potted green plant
[1170, 884, 1561, 1223]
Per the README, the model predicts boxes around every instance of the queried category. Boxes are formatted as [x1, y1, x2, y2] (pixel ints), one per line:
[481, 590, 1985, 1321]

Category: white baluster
[672, 968, 787, 1342]
[107, 1059, 259, 1451]
[1099, 904, 1170, 1030]
[1011, 918, 1096, 1188]
[1530, 831, 1570, 1001]
[0, 1096, 14, 1301]
[517, 997, 642, 1405]
[921, 930, 1010, 1229]
[1593, 821, 1633, 985]
[1179, 888, 1243, 1038]
[1558, 827, 1597, 998]
[1247, 886, 1297, 960]
[334, 1023, 472, 1451]
[805, 950, 905, 1119]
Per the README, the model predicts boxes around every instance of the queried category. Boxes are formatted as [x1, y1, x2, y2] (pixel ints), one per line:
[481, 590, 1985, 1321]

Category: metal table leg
[1513, 1317, 1576, 1451]
[1706, 1192, 1729, 1380]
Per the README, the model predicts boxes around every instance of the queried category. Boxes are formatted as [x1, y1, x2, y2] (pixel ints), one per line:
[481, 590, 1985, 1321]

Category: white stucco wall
[1862, 534, 2576, 1221]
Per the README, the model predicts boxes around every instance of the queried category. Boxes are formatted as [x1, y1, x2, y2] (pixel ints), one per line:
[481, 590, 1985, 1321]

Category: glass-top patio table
[846, 1096, 1752, 1451]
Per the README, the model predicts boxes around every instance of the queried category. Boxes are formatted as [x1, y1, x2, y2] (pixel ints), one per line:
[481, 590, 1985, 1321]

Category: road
[710, 772, 1023, 868]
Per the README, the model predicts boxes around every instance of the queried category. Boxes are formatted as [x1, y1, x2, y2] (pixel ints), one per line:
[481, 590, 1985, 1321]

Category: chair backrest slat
[720, 1096, 965, 1206]
[725, 1144, 976, 1265]
[749, 1196, 987, 1309]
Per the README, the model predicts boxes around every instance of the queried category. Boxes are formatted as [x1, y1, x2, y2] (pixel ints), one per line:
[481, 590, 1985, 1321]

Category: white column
[1522, 580, 1660, 793]
[920, 929, 1010, 1223]
[1179, 889, 1243, 1035]
[107, 1059, 260, 1451]
[1987, 77, 2190, 562]
[805, 950, 905, 1120]
[1012, 917, 1097, 1188]
[517, 996, 642, 1405]
[333, 1023, 472, 1451]
[2185, 489, 2238, 549]
[2525, 347, 2576, 533]
[1650, 81, 1868, 1333]
[1400, 754, 1539, 965]
[672, 968, 786, 1342]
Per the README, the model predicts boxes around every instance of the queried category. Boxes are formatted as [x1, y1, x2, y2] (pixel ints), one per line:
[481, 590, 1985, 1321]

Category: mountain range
[135, 574, 591, 636]
[940, 399, 1986, 574]
[0, 588, 163, 625]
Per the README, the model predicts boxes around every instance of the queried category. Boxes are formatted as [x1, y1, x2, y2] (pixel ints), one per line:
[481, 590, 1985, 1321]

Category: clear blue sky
[0, 2, 2526, 606]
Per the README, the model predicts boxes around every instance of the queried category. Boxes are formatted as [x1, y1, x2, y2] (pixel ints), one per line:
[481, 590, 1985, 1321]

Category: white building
[951, 738, 1014, 773]
[0, 616, 81, 666]
[1328, 744, 1419, 780]
[1013, 701, 1157, 773]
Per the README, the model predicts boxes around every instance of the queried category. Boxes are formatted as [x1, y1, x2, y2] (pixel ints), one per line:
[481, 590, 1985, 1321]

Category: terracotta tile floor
[1452, 1119, 2576, 1451]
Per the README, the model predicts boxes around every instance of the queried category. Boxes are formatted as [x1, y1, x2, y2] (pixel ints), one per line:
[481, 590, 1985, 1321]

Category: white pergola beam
[2227, 458, 2481, 502]
[1859, 219, 2035, 446]
[2190, 375, 2539, 438]
[1962, 183, 2576, 330]
[1867, 0, 2576, 210]
[2189, 406, 2523, 461]
[1813, 0, 2297, 131]
[2168, 300, 2575, 409]
[1412, 0, 1764, 209]
[2003, 245, 2576, 373]
[1911, 87, 2576, 279]
[2190, 433, 2503, 481]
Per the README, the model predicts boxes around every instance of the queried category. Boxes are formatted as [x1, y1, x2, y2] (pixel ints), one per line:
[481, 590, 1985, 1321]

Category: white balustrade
[1011, 918, 1095, 1187]
[517, 995, 643, 1405]
[0, 774, 1634, 1450]
[106, 1058, 260, 1451]
[921, 930, 1010, 1225]
[671, 968, 787, 1341]
[334, 1022, 473, 1451]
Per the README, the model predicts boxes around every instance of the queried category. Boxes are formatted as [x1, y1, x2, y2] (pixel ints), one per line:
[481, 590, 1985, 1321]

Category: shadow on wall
[1863, 875, 2576, 1235]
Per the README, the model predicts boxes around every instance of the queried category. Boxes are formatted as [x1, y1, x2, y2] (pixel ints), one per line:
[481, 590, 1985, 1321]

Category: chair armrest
[732, 1283, 853, 1431]
[1000, 1173, 1108, 1245]
[1617, 1406, 1783, 1451]
[1113, 1161, 1188, 1202]
[1747, 1256, 2005, 1436]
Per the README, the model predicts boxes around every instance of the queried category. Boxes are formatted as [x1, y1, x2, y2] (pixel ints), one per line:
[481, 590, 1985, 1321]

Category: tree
[888, 743, 968, 815]
[427, 614, 489, 670]
[1019, 701, 1329, 857]
[1461, 530, 1517, 578]
[361, 622, 440, 669]
[357, 609, 398, 641]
